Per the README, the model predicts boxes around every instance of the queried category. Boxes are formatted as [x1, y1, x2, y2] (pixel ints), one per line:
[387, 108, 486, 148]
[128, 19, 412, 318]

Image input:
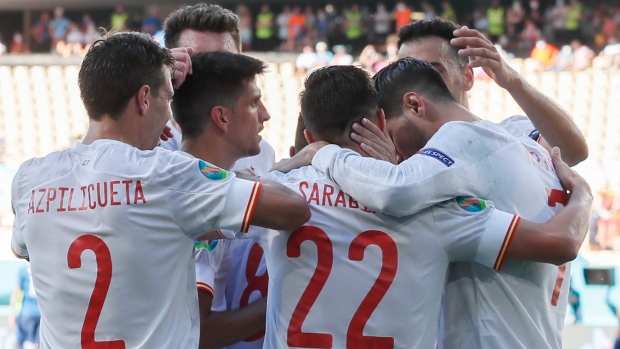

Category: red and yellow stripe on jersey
[494, 215, 522, 271]
[240, 182, 262, 233]
[197, 282, 215, 298]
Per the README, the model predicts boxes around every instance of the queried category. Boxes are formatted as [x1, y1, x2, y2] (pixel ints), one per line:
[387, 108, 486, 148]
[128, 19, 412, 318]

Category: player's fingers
[452, 37, 494, 50]
[468, 58, 501, 70]
[360, 142, 387, 161]
[162, 125, 174, 139]
[458, 47, 500, 60]
[550, 147, 576, 191]
[453, 26, 488, 41]
[352, 119, 386, 143]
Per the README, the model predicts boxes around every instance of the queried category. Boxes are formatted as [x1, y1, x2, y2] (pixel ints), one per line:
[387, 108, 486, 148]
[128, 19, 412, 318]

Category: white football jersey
[11, 139, 262, 349]
[238, 165, 518, 349]
[159, 120, 182, 151]
[312, 120, 568, 349]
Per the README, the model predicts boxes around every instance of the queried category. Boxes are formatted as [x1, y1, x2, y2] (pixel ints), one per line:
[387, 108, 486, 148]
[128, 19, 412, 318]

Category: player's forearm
[251, 180, 310, 230]
[199, 298, 267, 349]
[504, 77, 588, 166]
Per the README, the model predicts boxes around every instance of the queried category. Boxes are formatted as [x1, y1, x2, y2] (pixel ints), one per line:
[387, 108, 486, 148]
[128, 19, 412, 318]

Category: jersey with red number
[239, 165, 518, 349]
[312, 120, 568, 349]
[11, 139, 262, 349]
[219, 145, 275, 349]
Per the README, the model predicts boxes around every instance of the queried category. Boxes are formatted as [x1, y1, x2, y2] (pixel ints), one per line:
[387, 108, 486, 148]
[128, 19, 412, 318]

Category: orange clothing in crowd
[395, 8, 412, 31]
[530, 42, 559, 68]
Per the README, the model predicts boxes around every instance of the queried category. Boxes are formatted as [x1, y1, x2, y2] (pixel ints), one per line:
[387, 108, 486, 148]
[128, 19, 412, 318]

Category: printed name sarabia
[28, 180, 147, 214]
[298, 181, 375, 213]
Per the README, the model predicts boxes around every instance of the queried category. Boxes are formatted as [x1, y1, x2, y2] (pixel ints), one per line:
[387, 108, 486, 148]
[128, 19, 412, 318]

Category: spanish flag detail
[241, 182, 262, 233]
[494, 215, 522, 271]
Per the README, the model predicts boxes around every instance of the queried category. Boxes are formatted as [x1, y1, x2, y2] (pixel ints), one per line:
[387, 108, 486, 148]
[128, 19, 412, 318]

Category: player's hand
[160, 125, 174, 142]
[270, 141, 329, 173]
[235, 168, 257, 178]
[451, 26, 518, 90]
[351, 118, 399, 164]
[551, 147, 591, 201]
[171, 46, 194, 89]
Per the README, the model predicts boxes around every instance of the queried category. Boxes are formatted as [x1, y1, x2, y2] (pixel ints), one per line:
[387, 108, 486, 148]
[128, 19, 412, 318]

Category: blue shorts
[16, 315, 40, 347]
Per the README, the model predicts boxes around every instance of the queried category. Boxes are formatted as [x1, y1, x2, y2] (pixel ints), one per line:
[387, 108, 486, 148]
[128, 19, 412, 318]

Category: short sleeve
[195, 240, 227, 311]
[167, 159, 263, 240]
[433, 197, 521, 271]
[11, 169, 28, 259]
[499, 115, 540, 142]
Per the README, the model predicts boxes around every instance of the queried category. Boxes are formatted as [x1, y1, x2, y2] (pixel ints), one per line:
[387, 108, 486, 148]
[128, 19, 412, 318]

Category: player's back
[440, 120, 568, 349]
[11, 140, 249, 348]
[253, 166, 513, 349]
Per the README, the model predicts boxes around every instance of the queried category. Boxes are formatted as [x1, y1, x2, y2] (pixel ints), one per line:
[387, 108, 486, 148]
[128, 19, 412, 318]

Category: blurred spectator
[315, 8, 329, 43]
[487, 0, 505, 43]
[82, 16, 101, 48]
[358, 44, 382, 72]
[50, 7, 70, 52]
[0, 38, 5, 55]
[287, 6, 305, 51]
[571, 39, 595, 70]
[9, 264, 40, 349]
[506, 1, 526, 41]
[565, 0, 583, 42]
[344, 4, 364, 52]
[473, 9, 489, 34]
[598, 40, 620, 69]
[10, 32, 27, 54]
[440, 1, 457, 23]
[31, 11, 51, 52]
[332, 44, 353, 65]
[530, 39, 559, 69]
[420, 1, 437, 19]
[528, 0, 545, 28]
[315, 41, 333, 66]
[373, 3, 392, 46]
[551, 0, 568, 45]
[111, 4, 129, 32]
[142, 6, 162, 37]
[57, 22, 84, 57]
[255, 5, 275, 51]
[277, 5, 291, 49]
[519, 17, 542, 50]
[394, 2, 412, 33]
[236, 5, 253, 51]
[554, 44, 574, 71]
[305, 5, 317, 36]
[295, 45, 319, 74]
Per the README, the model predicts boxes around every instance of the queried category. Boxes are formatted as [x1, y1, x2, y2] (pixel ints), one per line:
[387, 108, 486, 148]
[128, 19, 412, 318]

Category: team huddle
[10, 3, 593, 349]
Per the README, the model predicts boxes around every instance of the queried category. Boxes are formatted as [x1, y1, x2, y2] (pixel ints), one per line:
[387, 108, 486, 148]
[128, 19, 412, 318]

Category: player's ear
[376, 108, 387, 133]
[462, 64, 474, 92]
[136, 85, 150, 116]
[403, 92, 422, 116]
[304, 129, 317, 144]
[210, 106, 230, 133]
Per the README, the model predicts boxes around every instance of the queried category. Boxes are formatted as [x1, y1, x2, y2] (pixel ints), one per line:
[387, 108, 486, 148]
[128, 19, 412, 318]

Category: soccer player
[10, 32, 310, 349]
[393, 18, 587, 166]
[171, 51, 273, 349]
[296, 58, 586, 348]
[235, 65, 591, 348]
[163, 5, 275, 348]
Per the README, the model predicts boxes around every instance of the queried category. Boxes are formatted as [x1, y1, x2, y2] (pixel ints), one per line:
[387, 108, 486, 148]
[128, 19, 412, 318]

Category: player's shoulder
[14, 148, 75, 193]
[264, 165, 323, 183]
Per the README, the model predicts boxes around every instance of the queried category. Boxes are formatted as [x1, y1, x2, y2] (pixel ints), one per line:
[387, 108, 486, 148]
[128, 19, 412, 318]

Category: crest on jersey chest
[195, 240, 218, 252]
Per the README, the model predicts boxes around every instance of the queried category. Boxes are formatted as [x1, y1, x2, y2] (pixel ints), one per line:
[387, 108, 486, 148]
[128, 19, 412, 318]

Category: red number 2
[240, 242, 269, 342]
[286, 226, 398, 349]
[68, 235, 126, 349]
[547, 188, 568, 306]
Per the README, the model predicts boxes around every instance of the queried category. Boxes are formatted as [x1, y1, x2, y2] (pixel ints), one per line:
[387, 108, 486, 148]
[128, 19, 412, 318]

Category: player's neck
[180, 138, 237, 170]
[438, 102, 480, 124]
[82, 118, 154, 150]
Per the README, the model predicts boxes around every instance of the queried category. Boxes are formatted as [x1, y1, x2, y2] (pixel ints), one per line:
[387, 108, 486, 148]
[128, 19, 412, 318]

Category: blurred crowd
[2, 1, 620, 71]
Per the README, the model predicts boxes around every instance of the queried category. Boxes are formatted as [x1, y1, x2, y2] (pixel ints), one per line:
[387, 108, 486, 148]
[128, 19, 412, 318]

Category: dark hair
[374, 57, 456, 119]
[78, 32, 175, 121]
[397, 18, 468, 68]
[300, 66, 378, 143]
[172, 51, 267, 139]
[164, 3, 241, 51]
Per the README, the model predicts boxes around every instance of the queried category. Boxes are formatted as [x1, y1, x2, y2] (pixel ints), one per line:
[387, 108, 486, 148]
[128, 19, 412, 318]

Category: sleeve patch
[528, 130, 542, 143]
[195, 240, 218, 252]
[456, 197, 487, 212]
[417, 148, 455, 167]
[198, 160, 227, 180]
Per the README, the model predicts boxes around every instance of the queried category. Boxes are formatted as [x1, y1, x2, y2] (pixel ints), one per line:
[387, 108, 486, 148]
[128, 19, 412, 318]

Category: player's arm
[198, 291, 266, 349]
[452, 26, 588, 166]
[505, 148, 592, 265]
[235, 173, 311, 231]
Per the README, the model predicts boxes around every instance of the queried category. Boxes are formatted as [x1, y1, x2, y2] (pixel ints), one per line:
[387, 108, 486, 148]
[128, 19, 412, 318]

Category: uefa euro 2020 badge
[456, 197, 487, 212]
[195, 240, 218, 252]
[199, 160, 227, 180]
